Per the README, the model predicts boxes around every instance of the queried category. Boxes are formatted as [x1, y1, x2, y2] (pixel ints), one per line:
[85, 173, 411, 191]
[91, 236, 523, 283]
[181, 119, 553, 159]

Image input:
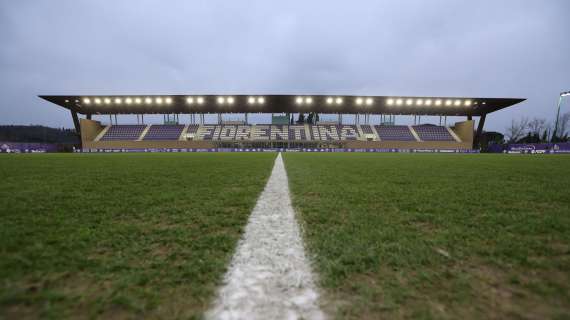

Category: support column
[473, 113, 487, 149]
[71, 111, 82, 150]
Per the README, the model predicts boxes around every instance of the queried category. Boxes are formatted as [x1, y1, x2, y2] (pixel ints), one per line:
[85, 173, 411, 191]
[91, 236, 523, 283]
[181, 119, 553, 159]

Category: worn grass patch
[0, 153, 276, 319]
[283, 153, 570, 319]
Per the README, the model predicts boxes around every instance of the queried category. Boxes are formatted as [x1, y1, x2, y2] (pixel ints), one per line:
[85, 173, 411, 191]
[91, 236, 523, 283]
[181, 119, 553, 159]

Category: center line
[206, 152, 325, 320]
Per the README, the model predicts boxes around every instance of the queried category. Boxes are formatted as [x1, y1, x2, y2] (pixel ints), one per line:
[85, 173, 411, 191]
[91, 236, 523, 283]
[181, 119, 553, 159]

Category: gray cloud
[1, 0, 569, 132]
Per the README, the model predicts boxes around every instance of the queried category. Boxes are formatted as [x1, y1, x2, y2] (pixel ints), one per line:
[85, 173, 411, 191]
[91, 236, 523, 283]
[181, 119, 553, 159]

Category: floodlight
[406, 99, 413, 106]
[396, 99, 403, 105]
[104, 98, 111, 105]
[454, 100, 461, 106]
[227, 97, 235, 104]
[217, 97, 225, 104]
[135, 98, 142, 104]
[155, 97, 163, 104]
[335, 97, 343, 105]
[445, 100, 452, 106]
[94, 98, 101, 104]
[125, 98, 132, 104]
[186, 97, 194, 104]
[305, 97, 313, 104]
[356, 98, 363, 105]
[365, 98, 373, 106]
[425, 99, 432, 106]
[115, 98, 122, 104]
[165, 97, 172, 104]
[145, 97, 152, 104]
[387, 98, 394, 106]
[464, 100, 472, 106]
[435, 99, 442, 106]
[83, 98, 91, 104]
[257, 97, 265, 104]
[416, 99, 423, 106]
[197, 97, 205, 104]
[248, 97, 256, 104]
[296, 97, 303, 105]
[65, 99, 69, 103]
[326, 97, 334, 104]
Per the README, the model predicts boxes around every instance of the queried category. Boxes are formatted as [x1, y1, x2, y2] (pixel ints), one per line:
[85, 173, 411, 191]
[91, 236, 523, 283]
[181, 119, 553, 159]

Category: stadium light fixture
[217, 97, 225, 104]
[186, 97, 194, 104]
[257, 97, 265, 104]
[94, 98, 101, 105]
[445, 100, 452, 106]
[125, 98, 132, 105]
[305, 97, 313, 104]
[396, 99, 403, 106]
[115, 98, 122, 104]
[326, 97, 334, 104]
[248, 97, 256, 104]
[145, 97, 152, 104]
[454, 100, 461, 106]
[155, 97, 163, 105]
[104, 98, 111, 105]
[435, 99, 442, 106]
[227, 97, 235, 104]
[464, 100, 472, 106]
[335, 97, 343, 105]
[135, 97, 142, 104]
[425, 99, 432, 106]
[83, 98, 91, 104]
[416, 99, 423, 106]
[365, 98, 373, 106]
[406, 99, 413, 106]
[355, 98, 363, 105]
[387, 98, 394, 106]
[165, 97, 172, 104]
[197, 97, 205, 105]
[295, 97, 303, 105]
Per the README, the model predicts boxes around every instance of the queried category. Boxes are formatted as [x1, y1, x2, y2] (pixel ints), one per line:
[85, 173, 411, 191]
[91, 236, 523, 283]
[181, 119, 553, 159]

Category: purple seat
[374, 125, 416, 141]
[413, 125, 455, 141]
[100, 125, 146, 141]
[143, 125, 184, 140]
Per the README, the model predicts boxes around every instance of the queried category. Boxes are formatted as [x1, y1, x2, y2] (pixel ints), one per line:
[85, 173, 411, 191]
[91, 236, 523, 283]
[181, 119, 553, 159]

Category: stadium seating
[413, 125, 455, 141]
[100, 125, 146, 141]
[96, 123, 461, 143]
[374, 125, 416, 141]
[360, 125, 374, 135]
[143, 125, 184, 140]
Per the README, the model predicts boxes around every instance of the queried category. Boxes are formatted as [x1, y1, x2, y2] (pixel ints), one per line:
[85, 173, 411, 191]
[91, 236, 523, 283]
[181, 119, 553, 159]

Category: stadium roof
[39, 95, 525, 116]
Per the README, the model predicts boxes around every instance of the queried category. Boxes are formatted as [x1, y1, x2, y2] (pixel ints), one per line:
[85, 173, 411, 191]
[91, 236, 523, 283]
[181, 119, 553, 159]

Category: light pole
[552, 91, 570, 142]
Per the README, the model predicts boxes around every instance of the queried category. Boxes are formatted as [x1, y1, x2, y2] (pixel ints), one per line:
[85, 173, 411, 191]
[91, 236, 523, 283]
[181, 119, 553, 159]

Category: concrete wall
[451, 120, 474, 146]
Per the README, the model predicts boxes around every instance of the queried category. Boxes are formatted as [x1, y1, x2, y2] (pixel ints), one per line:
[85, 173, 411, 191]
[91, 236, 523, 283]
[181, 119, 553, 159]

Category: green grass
[283, 153, 570, 319]
[0, 153, 276, 319]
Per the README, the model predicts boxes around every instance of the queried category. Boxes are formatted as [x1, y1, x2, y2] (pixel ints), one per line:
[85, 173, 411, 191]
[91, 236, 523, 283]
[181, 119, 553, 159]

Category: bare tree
[505, 117, 529, 143]
[527, 118, 547, 135]
[558, 112, 570, 137]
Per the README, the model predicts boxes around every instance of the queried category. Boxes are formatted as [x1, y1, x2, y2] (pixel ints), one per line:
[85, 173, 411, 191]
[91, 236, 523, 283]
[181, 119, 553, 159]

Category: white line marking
[206, 153, 325, 320]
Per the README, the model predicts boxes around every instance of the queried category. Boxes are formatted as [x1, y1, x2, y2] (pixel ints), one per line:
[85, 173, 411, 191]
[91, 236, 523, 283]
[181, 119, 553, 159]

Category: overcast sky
[1, 0, 569, 132]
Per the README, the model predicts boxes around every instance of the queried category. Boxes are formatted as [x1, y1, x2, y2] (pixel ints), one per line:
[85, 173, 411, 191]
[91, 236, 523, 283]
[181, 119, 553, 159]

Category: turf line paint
[206, 153, 325, 320]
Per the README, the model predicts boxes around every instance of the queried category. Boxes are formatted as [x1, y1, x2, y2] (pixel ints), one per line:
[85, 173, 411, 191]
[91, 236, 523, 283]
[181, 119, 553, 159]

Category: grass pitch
[0, 153, 276, 319]
[284, 153, 570, 319]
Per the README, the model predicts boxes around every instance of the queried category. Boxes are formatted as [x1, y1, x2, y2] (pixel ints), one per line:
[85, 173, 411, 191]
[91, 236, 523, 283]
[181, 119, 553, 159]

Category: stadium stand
[412, 125, 456, 141]
[143, 125, 184, 140]
[374, 125, 416, 141]
[94, 124, 466, 143]
[100, 125, 146, 141]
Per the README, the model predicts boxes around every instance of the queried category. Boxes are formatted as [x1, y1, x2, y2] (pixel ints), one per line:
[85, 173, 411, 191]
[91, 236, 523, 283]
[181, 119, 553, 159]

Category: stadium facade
[40, 95, 524, 151]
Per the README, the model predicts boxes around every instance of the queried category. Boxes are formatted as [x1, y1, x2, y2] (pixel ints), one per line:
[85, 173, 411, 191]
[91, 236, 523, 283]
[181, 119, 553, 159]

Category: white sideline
[206, 153, 325, 320]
